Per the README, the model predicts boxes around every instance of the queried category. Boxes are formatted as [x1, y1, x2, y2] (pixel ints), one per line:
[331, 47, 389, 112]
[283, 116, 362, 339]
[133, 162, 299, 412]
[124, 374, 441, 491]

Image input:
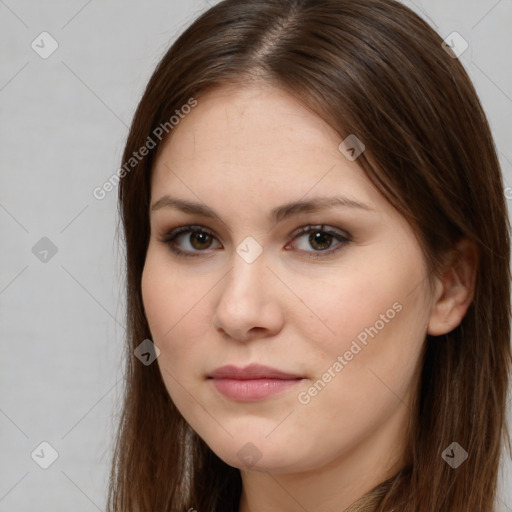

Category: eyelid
[158, 223, 352, 259]
[159, 225, 221, 258]
[288, 224, 350, 242]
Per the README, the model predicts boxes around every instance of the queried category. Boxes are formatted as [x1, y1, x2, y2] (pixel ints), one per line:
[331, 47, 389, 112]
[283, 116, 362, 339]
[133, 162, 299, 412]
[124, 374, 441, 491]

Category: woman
[108, 0, 512, 510]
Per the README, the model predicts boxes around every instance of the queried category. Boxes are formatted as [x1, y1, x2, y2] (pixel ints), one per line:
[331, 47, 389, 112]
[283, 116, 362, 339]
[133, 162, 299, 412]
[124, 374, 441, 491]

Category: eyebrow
[151, 194, 373, 226]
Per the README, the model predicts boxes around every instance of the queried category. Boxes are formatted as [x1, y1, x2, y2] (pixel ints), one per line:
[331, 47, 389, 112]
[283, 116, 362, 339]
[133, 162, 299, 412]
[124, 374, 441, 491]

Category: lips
[208, 363, 303, 380]
[208, 364, 304, 402]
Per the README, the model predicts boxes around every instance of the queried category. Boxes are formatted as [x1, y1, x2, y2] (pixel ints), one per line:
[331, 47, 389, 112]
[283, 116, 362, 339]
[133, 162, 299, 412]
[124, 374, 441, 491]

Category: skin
[141, 82, 477, 512]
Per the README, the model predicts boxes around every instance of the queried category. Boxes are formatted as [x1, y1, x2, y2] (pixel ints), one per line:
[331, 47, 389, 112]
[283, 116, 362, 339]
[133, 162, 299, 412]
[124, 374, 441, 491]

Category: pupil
[310, 231, 331, 250]
[191, 232, 211, 249]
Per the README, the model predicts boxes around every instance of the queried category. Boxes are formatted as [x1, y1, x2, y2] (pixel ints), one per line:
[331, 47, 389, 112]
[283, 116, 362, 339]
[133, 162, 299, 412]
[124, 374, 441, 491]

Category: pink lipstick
[208, 363, 304, 402]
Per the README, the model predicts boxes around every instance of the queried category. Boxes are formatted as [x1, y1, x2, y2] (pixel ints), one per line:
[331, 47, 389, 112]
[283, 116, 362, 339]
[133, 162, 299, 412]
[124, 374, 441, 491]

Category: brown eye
[289, 224, 351, 258]
[307, 231, 334, 251]
[161, 225, 221, 258]
[161, 224, 351, 260]
[189, 231, 213, 250]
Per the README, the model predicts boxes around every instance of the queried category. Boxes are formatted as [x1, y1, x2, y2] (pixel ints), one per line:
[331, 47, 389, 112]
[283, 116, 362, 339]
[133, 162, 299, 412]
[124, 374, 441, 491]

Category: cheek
[292, 301, 426, 457]
[141, 258, 206, 418]
[291, 265, 405, 358]
[141, 252, 201, 373]
[293, 249, 429, 404]
[142, 248, 201, 338]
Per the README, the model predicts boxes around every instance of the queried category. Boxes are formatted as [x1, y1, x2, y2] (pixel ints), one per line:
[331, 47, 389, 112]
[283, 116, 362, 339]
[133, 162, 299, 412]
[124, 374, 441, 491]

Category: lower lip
[210, 378, 303, 401]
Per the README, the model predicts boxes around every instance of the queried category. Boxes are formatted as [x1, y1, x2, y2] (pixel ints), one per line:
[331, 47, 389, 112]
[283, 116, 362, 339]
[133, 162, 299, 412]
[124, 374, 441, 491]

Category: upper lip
[208, 363, 303, 380]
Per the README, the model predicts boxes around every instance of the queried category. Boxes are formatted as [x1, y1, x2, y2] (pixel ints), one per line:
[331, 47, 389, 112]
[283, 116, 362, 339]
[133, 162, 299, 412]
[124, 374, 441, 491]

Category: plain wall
[1, 0, 511, 510]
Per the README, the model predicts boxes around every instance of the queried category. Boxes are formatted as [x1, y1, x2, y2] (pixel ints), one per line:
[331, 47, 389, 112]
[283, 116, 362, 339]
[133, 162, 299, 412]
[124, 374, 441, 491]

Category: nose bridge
[222, 244, 267, 305]
[213, 243, 282, 340]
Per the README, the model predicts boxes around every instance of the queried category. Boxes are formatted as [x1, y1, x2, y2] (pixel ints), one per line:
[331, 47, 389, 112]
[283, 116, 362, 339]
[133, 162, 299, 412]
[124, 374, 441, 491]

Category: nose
[212, 251, 285, 343]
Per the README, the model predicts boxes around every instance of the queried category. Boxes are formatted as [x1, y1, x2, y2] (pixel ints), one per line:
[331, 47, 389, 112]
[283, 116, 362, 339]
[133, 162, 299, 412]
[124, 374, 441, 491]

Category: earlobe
[427, 239, 479, 337]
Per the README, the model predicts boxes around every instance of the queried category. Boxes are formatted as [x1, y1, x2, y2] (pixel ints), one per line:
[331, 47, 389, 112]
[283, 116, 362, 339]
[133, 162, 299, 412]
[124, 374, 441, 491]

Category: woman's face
[142, 83, 435, 476]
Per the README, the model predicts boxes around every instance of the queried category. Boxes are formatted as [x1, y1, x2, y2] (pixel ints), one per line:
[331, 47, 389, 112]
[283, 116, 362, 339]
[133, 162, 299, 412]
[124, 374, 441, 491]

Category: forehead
[152, 84, 367, 191]
[174, 86, 337, 156]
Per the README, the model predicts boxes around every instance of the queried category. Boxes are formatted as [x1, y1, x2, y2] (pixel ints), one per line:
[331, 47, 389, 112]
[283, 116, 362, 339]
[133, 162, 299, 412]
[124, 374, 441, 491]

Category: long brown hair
[109, 0, 512, 510]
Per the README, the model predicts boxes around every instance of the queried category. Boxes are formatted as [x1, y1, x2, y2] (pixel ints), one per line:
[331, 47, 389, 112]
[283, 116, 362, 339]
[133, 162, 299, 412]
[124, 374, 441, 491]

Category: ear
[427, 238, 479, 337]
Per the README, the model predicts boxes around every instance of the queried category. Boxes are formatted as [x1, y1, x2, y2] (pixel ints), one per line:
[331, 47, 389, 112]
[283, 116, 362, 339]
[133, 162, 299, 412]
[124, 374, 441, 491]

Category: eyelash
[158, 224, 352, 260]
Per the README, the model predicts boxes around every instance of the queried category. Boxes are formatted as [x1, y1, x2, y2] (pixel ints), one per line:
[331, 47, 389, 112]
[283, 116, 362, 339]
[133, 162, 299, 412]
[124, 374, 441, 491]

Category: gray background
[1, 0, 511, 510]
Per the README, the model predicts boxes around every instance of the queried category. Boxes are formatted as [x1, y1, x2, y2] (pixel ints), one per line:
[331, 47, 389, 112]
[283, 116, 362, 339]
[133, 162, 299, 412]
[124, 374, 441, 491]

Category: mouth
[207, 363, 305, 402]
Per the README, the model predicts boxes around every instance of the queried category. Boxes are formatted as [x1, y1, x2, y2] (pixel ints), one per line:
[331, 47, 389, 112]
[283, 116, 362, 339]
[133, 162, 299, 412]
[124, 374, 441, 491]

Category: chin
[204, 436, 318, 474]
